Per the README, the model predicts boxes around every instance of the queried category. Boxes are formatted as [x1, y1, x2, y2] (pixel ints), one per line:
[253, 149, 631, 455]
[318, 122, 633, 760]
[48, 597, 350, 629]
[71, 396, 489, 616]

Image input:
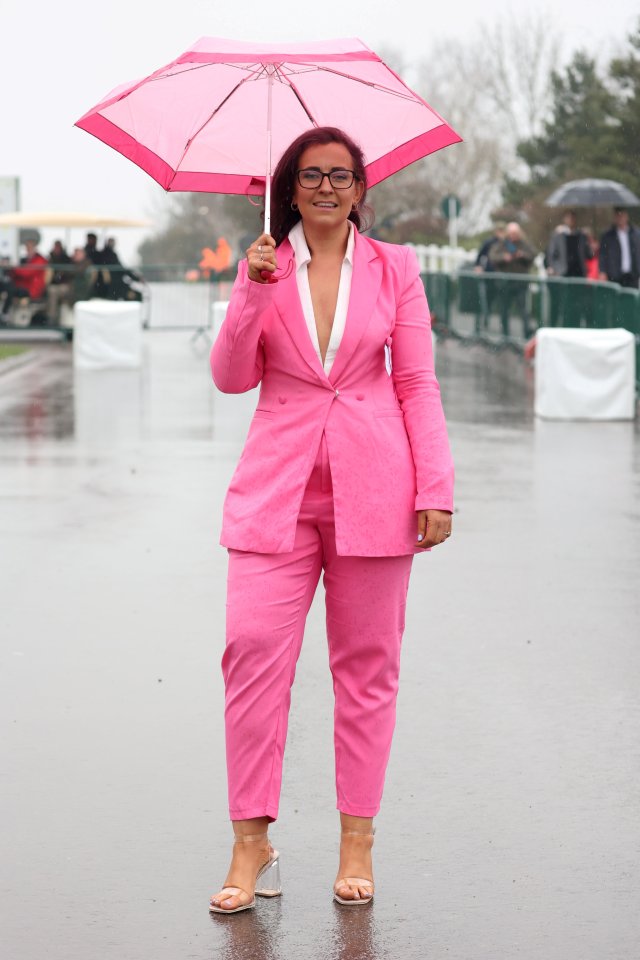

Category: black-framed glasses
[296, 168, 358, 190]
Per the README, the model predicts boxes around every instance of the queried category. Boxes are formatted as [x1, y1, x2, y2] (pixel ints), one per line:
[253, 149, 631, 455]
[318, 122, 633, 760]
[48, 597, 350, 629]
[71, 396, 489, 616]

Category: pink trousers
[222, 436, 413, 821]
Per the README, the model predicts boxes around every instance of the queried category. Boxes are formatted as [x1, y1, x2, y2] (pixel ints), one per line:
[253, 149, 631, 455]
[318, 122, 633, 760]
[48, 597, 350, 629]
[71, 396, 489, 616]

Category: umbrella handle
[260, 256, 294, 284]
[263, 66, 274, 237]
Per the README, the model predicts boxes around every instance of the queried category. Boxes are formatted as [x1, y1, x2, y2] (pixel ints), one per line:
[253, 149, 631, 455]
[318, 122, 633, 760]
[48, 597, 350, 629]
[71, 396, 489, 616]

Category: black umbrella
[546, 178, 640, 207]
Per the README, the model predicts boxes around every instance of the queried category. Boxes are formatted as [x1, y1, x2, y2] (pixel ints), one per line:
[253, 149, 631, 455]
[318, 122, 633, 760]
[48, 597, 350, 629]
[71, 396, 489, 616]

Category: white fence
[408, 244, 477, 274]
[145, 280, 233, 330]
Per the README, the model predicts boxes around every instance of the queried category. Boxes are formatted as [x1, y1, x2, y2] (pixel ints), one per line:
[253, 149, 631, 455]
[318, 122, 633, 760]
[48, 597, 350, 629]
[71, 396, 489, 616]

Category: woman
[209, 127, 454, 913]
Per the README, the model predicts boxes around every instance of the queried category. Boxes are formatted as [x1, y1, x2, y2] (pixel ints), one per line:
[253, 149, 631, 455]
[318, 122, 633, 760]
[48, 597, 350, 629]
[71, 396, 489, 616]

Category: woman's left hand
[416, 509, 452, 548]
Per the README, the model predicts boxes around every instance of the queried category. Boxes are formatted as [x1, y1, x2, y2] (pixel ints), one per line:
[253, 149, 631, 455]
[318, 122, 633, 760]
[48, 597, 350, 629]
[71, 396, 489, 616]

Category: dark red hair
[269, 126, 374, 245]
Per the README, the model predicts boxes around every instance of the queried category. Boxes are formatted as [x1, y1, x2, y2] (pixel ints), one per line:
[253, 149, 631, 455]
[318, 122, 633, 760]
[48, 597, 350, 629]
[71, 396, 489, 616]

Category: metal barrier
[144, 280, 232, 331]
[424, 271, 640, 388]
[0, 262, 234, 337]
[2, 261, 639, 388]
[409, 243, 477, 274]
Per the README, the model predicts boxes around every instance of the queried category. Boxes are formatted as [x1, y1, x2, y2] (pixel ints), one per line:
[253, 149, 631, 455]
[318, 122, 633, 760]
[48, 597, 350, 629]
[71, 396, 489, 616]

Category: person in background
[1, 239, 48, 318]
[582, 227, 600, 281]
[101, 237, 122, 271]
[546, 211, 589, 279]
[474, 222, 506, 274]
[0, 257, 11, 320]
[545, 211, 590, 327]
[473, 222, 506, 332]
[598, 207, 640, 288]
[84, 232, 102, 265]
[68, 247, 96, 304]
[488, 222, 536, 337]
[84, 232, 109, 297]
[46, 240, 72, 325]
[101, 237, 142, 300]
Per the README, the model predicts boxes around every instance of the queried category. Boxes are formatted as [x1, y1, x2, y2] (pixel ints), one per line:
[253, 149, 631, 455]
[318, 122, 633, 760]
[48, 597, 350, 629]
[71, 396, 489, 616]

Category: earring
[352, 202, 359, 210]
[291, 201, 298, 211]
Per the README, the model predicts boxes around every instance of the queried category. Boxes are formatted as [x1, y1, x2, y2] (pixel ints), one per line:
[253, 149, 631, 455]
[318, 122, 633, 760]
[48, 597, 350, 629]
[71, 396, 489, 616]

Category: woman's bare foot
[210, 818, 272, 912]
[334, 814, 374, 903]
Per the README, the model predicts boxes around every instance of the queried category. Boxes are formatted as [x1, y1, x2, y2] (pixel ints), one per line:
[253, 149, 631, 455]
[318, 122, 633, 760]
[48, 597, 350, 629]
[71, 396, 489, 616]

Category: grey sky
[3, 0, 638, 262]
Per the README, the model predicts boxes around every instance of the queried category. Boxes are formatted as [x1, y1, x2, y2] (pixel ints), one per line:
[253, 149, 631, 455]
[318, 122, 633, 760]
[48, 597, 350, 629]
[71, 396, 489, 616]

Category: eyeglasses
[296, 168, 358, 190]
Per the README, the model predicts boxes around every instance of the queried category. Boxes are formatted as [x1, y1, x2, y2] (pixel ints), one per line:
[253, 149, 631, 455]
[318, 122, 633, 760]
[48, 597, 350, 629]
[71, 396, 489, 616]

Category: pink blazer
[211, 229, 454, 556]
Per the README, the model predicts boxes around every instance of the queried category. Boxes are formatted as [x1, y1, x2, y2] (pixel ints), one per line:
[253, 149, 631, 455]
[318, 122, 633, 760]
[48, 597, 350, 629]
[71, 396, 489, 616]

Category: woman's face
[293, 142, 364, 233]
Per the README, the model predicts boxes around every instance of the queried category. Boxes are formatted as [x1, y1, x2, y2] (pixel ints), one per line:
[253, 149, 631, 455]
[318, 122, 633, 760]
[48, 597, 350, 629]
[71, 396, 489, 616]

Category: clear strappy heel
[209, 832, 282, 914]
[333, 829, 375, 906]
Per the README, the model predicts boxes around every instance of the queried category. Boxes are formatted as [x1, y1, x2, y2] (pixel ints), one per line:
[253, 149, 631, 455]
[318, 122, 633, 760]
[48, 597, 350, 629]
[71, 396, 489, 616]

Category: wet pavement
[1, 333, 639, 960]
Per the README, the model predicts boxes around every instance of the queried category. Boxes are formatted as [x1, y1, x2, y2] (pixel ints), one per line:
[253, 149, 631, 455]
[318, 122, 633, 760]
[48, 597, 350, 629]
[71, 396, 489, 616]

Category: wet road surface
[1, 334, 639, 960]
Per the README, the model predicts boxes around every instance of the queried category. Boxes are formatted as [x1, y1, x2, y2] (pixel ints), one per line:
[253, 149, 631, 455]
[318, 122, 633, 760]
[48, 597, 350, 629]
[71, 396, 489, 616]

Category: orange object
[199, 238, 232, 277]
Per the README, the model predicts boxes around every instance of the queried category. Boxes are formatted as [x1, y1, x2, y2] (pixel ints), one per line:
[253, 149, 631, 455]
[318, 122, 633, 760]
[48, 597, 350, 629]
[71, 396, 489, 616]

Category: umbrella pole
[264, 66, 274, 237]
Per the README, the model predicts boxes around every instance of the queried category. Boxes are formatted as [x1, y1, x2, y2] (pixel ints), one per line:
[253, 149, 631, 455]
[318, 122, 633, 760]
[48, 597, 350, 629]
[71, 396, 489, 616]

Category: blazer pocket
[374, 408, 404, 418]
[253, 408, 274, 420]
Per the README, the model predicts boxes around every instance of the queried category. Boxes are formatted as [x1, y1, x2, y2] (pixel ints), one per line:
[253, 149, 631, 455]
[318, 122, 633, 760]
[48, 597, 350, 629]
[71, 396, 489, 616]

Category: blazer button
[278, 396, 287, 404]
[335, 389, 340, 397]
[356, 394, 364, 401]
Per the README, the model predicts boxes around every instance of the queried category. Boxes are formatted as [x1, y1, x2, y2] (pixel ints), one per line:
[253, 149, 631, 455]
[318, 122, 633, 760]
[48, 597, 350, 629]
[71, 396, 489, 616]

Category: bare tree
[479, 13, 561, 159]
[405, 12, 560, 233]
[411, 37, 505, 233]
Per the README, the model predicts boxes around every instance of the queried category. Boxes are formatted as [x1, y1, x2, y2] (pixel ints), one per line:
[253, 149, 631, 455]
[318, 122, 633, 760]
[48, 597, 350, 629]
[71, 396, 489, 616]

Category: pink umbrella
[76, 36, 461, 234]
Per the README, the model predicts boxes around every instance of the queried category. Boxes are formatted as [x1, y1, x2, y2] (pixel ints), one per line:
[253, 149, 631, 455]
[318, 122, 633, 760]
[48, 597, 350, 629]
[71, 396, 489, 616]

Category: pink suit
[211, 229, 453, 820]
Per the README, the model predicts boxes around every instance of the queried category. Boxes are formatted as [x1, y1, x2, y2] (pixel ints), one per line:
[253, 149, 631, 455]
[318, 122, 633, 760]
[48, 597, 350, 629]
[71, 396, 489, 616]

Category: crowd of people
[0, 232, 142, 327]
[472, 206, 640, 335]
[2, 210, 638, 333]
[475, 206, 640, 287]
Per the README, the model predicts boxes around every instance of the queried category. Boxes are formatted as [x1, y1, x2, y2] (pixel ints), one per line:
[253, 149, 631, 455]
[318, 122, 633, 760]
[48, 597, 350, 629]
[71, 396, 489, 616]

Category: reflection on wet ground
[0, 335, 535, 444]
[1, 333, 639, 960]
[210, 901, 383, 960]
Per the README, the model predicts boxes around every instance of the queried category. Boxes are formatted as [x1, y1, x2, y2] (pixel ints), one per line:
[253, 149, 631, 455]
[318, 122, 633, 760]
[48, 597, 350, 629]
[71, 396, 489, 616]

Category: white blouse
[288, 220, 355, 375]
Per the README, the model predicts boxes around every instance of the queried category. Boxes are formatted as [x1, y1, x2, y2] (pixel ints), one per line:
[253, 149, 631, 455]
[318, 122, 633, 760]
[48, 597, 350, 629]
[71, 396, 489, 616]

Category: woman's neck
[302, 220, 350, 259]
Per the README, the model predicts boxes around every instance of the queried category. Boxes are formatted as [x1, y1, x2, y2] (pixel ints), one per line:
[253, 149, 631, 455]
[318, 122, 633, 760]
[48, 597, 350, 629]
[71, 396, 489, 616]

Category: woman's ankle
[339, 813, 374, 836]
[232, 816, 271, 840]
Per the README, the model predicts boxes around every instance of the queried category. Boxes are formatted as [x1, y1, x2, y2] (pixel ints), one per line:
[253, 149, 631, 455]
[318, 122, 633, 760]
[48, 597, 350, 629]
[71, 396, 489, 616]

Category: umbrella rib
[148, 60, 415, 103]
[147, 60, 265, 84]
[170, 71, 265, 183]
[280, 75, 317, 126]
[262, 65, 317, 126]
[285, 63, 418, 102]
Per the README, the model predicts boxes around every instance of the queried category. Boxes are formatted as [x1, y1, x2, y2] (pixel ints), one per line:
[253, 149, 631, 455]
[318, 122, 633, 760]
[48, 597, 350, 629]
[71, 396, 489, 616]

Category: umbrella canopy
[75, 36, 461, 200]
[546, 179, 640, 208]
[0, 212, 152, 228]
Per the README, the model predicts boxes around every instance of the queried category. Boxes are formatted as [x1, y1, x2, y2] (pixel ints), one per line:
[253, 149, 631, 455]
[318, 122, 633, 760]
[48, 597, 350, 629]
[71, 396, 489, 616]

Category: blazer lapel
[273, 238, 327, 382]
[328, 232, 382, 385]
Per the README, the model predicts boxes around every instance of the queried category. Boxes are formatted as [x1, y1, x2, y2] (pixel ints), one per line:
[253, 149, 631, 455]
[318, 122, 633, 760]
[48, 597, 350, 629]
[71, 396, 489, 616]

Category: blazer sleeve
[210, 259, 273, 393]
[391, 247, 454, 512]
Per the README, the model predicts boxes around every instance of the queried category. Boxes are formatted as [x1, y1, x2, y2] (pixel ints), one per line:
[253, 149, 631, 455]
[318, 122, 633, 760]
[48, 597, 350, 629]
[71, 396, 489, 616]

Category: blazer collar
[328, 230, 381, 385]
[273, 237, 326, 382]
[272, 228, 382, 386]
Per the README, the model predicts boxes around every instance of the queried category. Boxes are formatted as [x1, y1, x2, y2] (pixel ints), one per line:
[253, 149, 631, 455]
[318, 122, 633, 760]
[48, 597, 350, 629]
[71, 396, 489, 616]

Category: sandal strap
[335, 877, 374, 889]
[223, 849, 275, 892]
[214, 885, 252, 903]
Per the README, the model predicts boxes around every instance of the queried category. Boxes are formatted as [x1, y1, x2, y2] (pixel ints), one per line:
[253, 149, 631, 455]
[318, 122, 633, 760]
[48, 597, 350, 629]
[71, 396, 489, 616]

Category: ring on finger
[258, 244, 262, 253]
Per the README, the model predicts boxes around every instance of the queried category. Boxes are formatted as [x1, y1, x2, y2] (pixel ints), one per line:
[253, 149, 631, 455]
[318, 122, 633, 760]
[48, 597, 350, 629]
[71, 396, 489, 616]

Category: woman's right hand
[247, 234, 277, 283]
